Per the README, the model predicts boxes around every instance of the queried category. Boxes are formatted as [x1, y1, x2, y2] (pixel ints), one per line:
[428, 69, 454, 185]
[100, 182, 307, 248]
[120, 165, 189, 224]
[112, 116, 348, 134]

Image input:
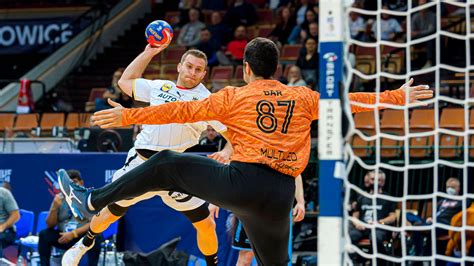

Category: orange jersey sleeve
[310, 88, 406, 120]
[122, 88, 235, 125]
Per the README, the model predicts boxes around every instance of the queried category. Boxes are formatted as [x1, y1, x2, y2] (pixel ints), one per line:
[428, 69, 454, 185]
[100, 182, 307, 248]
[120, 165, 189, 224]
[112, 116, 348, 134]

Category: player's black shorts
[232, 218, 252, 250]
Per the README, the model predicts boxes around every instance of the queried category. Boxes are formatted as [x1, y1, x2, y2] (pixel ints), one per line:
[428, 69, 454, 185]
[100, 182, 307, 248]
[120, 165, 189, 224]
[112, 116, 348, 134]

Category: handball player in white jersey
[62, 44, 230, 266]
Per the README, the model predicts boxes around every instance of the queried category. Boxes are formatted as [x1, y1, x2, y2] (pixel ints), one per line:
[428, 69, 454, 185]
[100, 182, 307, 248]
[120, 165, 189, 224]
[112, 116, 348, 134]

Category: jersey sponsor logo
[157, 92, 178, 102]
[0, 169, 12, 183]
[160, 83, 173, 92]
[192, 96, 199, 101]
[260, 147, 298, 161]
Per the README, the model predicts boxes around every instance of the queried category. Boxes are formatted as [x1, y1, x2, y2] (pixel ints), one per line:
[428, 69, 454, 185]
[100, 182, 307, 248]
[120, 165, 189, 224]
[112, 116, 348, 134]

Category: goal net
[319, 0, 474, 265]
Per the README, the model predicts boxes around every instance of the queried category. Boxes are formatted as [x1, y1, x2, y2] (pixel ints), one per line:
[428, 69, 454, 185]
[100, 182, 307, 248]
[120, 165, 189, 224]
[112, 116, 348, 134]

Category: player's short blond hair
[181, 49, 208, 66]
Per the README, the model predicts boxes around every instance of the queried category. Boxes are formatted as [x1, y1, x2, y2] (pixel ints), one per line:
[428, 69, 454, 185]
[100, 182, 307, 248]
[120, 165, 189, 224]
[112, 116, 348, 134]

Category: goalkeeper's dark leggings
[90, 150, 295, 265]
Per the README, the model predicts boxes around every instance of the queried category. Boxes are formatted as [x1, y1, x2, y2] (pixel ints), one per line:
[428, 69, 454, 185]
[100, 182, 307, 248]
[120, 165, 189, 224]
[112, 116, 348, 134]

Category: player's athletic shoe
[57, 169, 94, 220]
[62, 238, 94, 266]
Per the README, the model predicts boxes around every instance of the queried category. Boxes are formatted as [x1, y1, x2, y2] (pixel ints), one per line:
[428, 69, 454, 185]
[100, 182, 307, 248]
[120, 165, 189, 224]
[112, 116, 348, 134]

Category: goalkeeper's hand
[208, 150, 231, 164]
[92, 99, 124, 128]
[403, 78, 433, 104]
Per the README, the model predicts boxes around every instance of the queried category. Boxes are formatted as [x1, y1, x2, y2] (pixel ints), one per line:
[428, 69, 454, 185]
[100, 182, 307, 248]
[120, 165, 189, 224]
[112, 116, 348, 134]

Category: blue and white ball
[145, 20, 173, 47]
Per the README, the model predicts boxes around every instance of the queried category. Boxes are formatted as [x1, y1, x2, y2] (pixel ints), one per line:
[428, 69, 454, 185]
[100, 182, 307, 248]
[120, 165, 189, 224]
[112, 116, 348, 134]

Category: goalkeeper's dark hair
[243, 37, 280, 79]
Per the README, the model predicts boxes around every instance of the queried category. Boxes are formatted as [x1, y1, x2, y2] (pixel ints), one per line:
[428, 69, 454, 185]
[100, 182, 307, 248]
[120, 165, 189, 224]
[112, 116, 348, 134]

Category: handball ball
[145, 20, 173, 47]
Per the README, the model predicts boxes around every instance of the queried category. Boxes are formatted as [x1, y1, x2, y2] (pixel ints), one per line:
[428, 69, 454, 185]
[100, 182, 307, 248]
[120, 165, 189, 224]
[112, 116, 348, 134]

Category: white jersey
[132, 79, 226, 152]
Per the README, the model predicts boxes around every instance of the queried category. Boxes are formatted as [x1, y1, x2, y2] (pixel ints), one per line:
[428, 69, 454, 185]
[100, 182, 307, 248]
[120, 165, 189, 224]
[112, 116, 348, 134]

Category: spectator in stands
[300, 22, 318, 43]
[177, 0, 202, 27]
[295, 0, 314, 26]
[296, 36, 319, 89]
[216, 25, 248, 66]
[286, 65, 307, 87]
[95, 68, 132, 111]
[349, 11, 366, 40]
[208, 11, 232, 47]
[410, 177, 463, 257]
[0, 186, 19, 256]
[199, 125, 227, 151]
[371, 5, 403, 41]
[177, 8, 206, 47]
[268, 6, 296, 46]
[288, 8, 317, 44]
[411, 0, 436, 68]
[223, 0, 257, 29]
[38, 170, 101, 266]
[349, 170, 396, 256]
[359, 19, 376, 43]
[195, 28, 219, 66]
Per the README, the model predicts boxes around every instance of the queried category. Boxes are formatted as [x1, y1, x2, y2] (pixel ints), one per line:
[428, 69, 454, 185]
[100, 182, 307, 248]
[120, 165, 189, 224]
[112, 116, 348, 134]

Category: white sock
[87, 195, 95, 211]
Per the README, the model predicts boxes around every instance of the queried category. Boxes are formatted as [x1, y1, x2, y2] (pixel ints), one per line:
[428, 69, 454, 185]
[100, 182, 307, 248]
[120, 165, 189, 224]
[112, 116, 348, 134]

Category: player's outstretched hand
[144, 42, 169, 56]
[91, 98, 125, 128]
[403, 78, 433, 105]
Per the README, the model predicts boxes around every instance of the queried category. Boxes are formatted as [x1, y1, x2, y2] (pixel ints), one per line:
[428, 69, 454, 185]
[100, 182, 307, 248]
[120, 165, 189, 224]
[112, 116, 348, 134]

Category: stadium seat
[15, 209, 34, 257]
[40, 113, 65, 136]
[18, 211, 49, 264]
[210, 66, 234, 81]
[352, 111, 376, 157]
[210, 66, 234, 90]
[439, 108, 464, 158]
[234, 65, 243, 80]
[231, 65, 245, 86]
[162, 47, 186, 64]
[16, 210, 34, 240]
[355, 46, 376, 75]
[380, 110, 405, 158]
[14, 114, 39, 135]
[280, 45, 302, 62]
[257, 25, 274, 37]
[0, 113, 15, 137]
[65, 113, 92, 130]
[409, 109, 434, 158]
[256, 9, 274, 25]
[380, 45, 405, 74]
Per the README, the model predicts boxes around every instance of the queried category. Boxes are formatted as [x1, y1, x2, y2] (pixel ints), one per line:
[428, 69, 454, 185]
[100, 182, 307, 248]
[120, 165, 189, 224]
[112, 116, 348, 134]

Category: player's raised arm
[348, 78, 433, 114]
[118, 44, 169, 97]
[92, 88, 232, 128]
